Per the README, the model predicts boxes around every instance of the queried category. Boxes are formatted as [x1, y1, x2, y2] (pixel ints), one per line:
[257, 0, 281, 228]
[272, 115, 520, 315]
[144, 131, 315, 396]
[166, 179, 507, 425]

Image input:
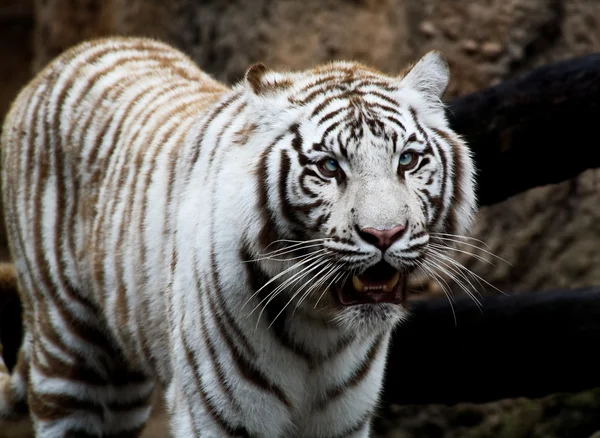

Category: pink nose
[359, 225, 407, 251]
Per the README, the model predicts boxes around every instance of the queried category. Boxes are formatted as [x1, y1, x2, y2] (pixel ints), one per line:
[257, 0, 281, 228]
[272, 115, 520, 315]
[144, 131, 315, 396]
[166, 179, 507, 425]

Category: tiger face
[245, 52, 476, 331]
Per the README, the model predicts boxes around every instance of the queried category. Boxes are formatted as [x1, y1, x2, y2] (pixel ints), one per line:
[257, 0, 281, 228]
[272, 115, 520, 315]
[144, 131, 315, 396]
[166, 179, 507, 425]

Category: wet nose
[358, 225, 407, 251]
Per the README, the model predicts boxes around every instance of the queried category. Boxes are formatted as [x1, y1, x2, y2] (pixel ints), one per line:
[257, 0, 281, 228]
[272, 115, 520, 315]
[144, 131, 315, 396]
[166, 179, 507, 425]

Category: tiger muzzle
[334, 261, 407, 306]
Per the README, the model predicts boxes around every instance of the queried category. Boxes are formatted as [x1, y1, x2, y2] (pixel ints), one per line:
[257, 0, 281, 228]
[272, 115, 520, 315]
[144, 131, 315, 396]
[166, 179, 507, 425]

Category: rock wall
[0, 0, 34, 260]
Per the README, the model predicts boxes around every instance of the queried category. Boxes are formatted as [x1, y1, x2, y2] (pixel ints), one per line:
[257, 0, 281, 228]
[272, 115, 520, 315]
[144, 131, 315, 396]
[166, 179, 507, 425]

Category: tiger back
[0, 37, 476, 437]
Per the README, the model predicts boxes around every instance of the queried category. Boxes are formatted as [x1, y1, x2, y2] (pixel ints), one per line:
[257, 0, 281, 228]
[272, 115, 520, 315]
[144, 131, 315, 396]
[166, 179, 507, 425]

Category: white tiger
[0, 37, 476, 437]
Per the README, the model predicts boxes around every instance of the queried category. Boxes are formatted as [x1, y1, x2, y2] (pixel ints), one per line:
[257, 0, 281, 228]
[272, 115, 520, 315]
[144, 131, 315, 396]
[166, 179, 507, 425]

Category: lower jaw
[334, 276, 407, 306]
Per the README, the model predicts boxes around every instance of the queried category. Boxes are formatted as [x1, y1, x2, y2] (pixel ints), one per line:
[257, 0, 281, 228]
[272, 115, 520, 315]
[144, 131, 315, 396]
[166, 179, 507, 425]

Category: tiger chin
[0, 36, 476, 437]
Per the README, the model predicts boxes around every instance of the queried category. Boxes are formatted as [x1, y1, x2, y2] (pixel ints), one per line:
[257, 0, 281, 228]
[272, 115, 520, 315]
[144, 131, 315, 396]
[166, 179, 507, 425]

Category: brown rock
[419, 20, 437, 37]
[481, 41, 503, 58]
[460, 39, 479, 53]
[441, 15, 462, 40]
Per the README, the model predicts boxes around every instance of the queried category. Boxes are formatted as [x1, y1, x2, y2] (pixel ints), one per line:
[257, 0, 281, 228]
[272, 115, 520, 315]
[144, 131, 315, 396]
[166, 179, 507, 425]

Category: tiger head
[241, 51, 477, 332]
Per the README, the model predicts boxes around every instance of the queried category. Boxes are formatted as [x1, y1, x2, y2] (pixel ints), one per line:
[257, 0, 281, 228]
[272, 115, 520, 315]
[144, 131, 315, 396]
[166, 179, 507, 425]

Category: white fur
[1, 38, 477, 437]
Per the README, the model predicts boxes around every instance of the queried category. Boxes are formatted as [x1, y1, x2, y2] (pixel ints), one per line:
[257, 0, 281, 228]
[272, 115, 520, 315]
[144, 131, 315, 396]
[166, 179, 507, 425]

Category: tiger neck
[174, 89, 364, 357]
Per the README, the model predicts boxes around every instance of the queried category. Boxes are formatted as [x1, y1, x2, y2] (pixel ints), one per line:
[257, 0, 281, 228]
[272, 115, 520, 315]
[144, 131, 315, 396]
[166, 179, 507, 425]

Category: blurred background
[1, 0, 600, 436]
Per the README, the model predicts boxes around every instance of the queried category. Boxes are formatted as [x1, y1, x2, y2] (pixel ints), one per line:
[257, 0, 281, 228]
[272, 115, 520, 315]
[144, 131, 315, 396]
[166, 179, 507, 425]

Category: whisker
[428, 242, 494, 266]
[251, 253, 327, 320]
[245, 247, 328, 263]
[241, 251, 329, 311]
[262, 237, 332, 253]
[429, 250, 508, 297]
[296, 262, 344, 311]
[292, 262, 335, 310]
[429, 235, 512, 266]
[252, 256, 329, 320]
[326, 271, 353, 325]
[248, 242, 329, 261]
[418, 262, 457, 326]
[428, 248, 487, 294]
[430, 232, 491, 247]
[294, 262, 336, 311]
[427, 252, 483, 309]
[314, 269, 346, 310]
[265, 258, 332, 329]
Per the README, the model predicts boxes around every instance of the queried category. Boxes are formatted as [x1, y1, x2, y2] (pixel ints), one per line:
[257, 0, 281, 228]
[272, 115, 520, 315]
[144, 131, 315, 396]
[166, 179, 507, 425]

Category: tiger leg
[28, 318, 105, 436]
[166, 378, 228, 438]
[26, 302, 153, 437]
[0, 333, 31, 435]
[101, 368, 155, 438]
[0, 262, 30, 422]
[166, 383, 200, 437]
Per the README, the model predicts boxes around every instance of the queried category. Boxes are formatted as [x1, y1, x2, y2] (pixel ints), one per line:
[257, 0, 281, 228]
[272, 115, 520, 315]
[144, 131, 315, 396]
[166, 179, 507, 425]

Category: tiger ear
[399, 50, 450, 101]
[244, 63, 293, 96]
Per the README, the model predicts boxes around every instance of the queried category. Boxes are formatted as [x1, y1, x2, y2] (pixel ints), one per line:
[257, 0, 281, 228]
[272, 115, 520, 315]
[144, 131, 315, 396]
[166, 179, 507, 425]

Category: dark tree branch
[446, 53, 600, 207]
[383, 287, 600, 406]
[0, 266, 21, 371]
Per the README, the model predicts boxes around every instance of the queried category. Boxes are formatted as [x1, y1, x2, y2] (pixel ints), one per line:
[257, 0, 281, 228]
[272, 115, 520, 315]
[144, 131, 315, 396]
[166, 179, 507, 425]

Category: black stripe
[434, 128, 466, 234]
[198, 281, 243, 413]
[314, 334, 384, 411]
[322, 414, 370, 438]
[206, 101, 247, 174]
[27, 377, 104, 422]
[311, 94, 340, 117]
[310, 212, 331, 232]
[185, 397, 204, 437]
[294, 74, 340, 97]
[208, 247, 291, 407]
[201, 249, 256, 359]
[256, 133, 287, 249]
[336, 129, 349, 160]
[352, 79, 397, 93]
[179, 320, 251, 437]
[409, 106, 429, 141]
[34, 88, 116, 358]
[429, 137, 448, 229]
[329, 247, 366, 258]
[298, 168, 320, 198]
[382, 115, 406, 132]
[320, 119, 345, 150]
[188, 91, 243, 172]
[82, 54, 179, 169]
[239, 245, 317, 365]
[413, 156, 431, 173]
[206, 278, 292, 408]
[316, 106, 348, 126]
[34, 313, 108, 386]
[278, 150, 299, 226]
[366, 90, 400, 107]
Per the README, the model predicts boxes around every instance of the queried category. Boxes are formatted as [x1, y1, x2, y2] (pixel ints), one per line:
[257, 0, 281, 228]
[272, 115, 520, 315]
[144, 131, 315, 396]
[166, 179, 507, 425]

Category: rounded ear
[399, 50, 450, 100]
[245, 63, 269, 94]
[244, 63, 293, 96]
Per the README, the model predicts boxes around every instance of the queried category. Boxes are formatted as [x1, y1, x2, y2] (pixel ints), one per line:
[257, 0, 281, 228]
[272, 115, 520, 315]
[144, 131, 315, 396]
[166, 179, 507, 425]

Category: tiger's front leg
[166, 346, 291, 437]
[26, 303, 155, 437]
[166, 380, 223, 438]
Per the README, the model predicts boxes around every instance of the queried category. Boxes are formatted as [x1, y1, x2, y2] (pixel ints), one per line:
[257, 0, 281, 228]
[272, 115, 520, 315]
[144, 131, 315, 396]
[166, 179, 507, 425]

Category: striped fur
[0, 37, 476, 437]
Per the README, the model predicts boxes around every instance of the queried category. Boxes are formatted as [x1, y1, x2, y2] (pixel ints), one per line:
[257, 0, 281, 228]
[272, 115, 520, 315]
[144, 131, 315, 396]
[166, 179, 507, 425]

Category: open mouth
[335, 261, 406, 306]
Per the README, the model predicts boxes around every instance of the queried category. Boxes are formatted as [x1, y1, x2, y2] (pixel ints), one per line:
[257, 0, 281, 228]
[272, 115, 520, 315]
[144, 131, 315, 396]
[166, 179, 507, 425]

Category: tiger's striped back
[1, 36, 476, 437]
[1, 36, 230, 436]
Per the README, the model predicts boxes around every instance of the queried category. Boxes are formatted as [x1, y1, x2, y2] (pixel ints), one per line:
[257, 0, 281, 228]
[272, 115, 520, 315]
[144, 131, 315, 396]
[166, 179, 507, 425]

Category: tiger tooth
[383, 272, 401, 291]
[352, 275, 364, 292]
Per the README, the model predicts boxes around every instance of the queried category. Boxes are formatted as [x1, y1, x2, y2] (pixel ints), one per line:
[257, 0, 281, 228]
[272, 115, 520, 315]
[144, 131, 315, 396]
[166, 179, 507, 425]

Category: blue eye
[318, 158, 340, 177]
[399, 151, 418, 169]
